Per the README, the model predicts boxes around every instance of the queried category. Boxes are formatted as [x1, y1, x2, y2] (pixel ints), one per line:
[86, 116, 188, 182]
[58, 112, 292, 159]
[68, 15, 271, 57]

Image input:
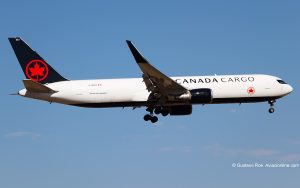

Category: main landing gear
[144, 107, 158, 123]
[144, 114, 158, 123]
[268, 100, 276, 113]
[144, 106, 169, 123]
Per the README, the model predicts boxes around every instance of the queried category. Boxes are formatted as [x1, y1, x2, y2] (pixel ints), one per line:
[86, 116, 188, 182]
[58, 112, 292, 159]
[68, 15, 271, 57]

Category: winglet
[126, 40, 149, 64]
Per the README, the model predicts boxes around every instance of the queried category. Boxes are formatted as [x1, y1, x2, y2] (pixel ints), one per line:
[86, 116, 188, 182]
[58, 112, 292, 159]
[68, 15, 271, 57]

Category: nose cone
[285, 84, 293, 95]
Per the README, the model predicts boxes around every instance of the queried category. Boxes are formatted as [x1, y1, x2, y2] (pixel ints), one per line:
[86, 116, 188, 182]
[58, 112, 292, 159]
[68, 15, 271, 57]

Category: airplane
[9, 37, 293, 123]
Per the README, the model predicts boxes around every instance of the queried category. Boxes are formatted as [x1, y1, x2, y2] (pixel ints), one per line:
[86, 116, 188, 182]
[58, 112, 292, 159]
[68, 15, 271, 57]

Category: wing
[126, 40, 188, 97]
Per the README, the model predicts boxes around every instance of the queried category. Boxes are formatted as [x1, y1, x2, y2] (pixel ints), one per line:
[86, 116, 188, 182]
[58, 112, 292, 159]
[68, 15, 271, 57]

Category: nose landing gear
[269, 108, 275, 113]
[268, 100, 276, 113]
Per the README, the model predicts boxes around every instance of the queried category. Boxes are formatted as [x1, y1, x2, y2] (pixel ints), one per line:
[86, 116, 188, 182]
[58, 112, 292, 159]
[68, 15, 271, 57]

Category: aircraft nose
[285, 84, 293, 94]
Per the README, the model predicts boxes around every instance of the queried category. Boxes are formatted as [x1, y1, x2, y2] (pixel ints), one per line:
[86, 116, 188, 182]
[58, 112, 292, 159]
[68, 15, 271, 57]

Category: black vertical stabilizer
[8, 37, 67, 84]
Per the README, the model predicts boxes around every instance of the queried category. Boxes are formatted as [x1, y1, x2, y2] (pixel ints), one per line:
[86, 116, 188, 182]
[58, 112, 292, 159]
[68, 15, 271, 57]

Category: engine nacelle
[190, 88, 212, 104]
[169, 105, 192, 115]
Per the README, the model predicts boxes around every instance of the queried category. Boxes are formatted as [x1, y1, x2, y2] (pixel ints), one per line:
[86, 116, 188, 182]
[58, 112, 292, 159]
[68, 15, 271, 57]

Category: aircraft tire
[154, 107, 161, 115]
[161, 108, 169, 116]
[150, 116, 158, 123]
[144, 114, 152, 121]
[268, 108, 275, 113]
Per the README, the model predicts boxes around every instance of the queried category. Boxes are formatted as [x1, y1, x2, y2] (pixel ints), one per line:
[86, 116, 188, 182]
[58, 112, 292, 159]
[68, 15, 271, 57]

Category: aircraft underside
[68, 96, 279, 123]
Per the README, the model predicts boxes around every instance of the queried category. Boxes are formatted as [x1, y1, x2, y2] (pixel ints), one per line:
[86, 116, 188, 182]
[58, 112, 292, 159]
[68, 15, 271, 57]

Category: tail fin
[8, 37, 67, 84]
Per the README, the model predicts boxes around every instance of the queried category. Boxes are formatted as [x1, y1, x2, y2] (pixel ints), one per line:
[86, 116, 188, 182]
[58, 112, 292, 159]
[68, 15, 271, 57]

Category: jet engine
[169, 105, 192, 115]
[189, 88, 212, 104]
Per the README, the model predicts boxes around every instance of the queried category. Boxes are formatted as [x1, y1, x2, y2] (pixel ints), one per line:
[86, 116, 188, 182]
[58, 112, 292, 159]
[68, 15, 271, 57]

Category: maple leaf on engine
[29, 63, 45, 77]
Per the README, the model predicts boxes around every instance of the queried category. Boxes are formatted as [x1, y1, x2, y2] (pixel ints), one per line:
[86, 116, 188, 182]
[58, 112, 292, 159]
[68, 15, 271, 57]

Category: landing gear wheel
[144, 114, 158, 123]
[268, 100, 276, 114]
[144, 114, 152, 121]
[154, 107, 162, 115]
[268, 108, 275, 113]
[150, 116, 158, 123]
[161, 108, 169, 117]
[146, 107, 154, 114]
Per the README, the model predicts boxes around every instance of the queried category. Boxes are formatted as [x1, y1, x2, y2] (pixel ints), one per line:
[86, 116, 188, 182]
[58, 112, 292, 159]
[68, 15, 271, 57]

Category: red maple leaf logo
[247, 87, 255, 94]
[29, 63, 45, 77]
[25, 60, 49, 82]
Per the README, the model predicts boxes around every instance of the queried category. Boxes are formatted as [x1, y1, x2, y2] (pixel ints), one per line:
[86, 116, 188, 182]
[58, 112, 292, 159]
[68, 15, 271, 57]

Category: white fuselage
[18, 74, 293, 107]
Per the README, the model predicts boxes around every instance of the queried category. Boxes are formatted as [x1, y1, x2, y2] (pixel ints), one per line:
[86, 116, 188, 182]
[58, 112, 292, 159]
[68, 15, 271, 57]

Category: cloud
[157, 146, 192, 153]
[4, 131, 41, 139]
[204, 143, 300, 162]
[287, 139, 300, 146]
[280, 154, 300, 162]
[243, 149, 280, 158]
[228, 108, 239, 113]
[158, 147, 175, 152]
[204, 144, 280, 158]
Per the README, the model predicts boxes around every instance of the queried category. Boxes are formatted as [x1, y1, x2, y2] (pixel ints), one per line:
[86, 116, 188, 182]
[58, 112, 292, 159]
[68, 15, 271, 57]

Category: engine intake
[190, 88, 212, 104]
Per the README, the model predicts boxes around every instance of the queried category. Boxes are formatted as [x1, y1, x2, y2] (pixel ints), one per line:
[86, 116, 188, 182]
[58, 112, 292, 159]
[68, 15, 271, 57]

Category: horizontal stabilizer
[23, 79, 56, 93]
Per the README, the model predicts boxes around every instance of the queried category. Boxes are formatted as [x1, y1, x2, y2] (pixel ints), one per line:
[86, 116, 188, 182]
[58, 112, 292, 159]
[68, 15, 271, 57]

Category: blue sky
[0, 0, 299, 187]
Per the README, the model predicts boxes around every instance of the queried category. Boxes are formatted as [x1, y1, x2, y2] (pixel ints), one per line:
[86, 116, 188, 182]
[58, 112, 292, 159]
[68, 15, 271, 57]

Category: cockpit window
[277, 80, 287, 84]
